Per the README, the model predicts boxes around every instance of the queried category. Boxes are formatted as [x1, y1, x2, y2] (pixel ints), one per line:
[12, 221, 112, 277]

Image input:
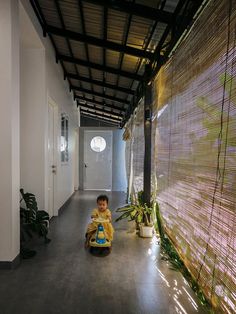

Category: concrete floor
[0, 191, 209, 314]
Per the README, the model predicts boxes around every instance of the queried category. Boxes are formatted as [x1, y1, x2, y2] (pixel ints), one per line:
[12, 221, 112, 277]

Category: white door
[48, 99, 58, 217]
[84, 130, 112, 190]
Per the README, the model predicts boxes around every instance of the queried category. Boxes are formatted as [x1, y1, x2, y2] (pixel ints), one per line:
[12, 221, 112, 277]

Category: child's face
[97, 200, 108, 212]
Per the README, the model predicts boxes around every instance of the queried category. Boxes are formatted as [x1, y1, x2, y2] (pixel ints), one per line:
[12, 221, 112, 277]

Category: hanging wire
[219, 25, 236, 302]
[167, 60, 175, 187]
[210, 6, 236, 301]
[196, 0, 233, 288]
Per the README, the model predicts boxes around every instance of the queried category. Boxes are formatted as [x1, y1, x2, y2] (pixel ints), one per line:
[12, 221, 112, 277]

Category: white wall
[79, 127, 127, 192]
[20, 48, 46, 209]
[112, 130, 127, 192]
[45, 42, 78, 210]
[20, 2, 78, 214]
[0, 0, 20, 262]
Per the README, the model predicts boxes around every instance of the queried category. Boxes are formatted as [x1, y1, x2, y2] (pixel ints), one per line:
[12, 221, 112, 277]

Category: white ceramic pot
[140, 225, 153, 238]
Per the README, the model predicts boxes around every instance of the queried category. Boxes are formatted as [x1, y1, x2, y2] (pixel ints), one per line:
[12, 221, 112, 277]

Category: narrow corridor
[0, 191, 208, 314]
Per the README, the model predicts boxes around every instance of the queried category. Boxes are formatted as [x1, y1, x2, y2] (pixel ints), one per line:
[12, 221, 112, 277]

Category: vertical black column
[143, 65, 152, 207]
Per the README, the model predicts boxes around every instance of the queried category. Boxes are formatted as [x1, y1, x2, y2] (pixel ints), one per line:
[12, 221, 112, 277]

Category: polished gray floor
[0, 191, 209, 314]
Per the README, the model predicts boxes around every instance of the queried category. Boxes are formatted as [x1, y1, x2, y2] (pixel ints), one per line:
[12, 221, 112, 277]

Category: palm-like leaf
[116, 205, 133, 212]
[115, 209, 135, 222]
[115, 201, 153, 226]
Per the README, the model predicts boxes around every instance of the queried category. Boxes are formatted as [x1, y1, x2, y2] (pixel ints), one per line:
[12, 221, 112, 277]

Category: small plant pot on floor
[139, 224, 153, 238]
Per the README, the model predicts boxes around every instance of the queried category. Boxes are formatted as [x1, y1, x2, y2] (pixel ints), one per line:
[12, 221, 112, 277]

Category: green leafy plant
[20, 188, 51, 258]
[115, 190, 153, 226]
[115, 203, 153, 225]
[155, 202, 212, 309]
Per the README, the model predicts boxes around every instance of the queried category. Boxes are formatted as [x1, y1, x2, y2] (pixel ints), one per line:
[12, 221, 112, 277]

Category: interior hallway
[0, 191, 208, 314]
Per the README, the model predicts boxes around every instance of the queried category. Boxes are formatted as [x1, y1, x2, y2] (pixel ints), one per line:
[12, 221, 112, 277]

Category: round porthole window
[90, 136, 106, 152]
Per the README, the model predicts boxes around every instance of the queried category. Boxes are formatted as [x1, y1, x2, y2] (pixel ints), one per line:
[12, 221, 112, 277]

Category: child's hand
[106, 214, 111, 222]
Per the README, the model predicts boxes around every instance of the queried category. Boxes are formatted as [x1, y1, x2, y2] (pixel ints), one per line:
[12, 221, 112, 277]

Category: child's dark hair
[97, 195, 109, 203]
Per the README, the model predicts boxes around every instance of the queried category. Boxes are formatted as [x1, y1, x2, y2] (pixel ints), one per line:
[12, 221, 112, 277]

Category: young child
[85, 195, 114, 248]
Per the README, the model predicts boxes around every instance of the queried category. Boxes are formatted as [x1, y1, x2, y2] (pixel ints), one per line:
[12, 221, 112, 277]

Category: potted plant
[139, 204, 154, 237]
[115, 191, 154, 238]
[20, 189, 51, 258]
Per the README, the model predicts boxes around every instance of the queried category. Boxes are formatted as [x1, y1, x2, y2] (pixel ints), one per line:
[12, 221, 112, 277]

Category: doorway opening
[48, 98, 58, 217]
[83, 130, 112, 191]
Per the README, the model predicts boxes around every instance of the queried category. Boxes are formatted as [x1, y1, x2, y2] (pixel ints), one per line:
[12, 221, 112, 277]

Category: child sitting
[85, 195, 114, 248]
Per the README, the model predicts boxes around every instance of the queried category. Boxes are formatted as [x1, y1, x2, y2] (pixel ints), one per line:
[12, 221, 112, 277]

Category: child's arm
[91, 209, 98, 219]
[106, 210, 112, 222]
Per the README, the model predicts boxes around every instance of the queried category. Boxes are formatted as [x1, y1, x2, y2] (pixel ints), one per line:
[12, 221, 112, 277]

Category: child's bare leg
[84, 233, 90, 248]
[84, 232, 94, 248]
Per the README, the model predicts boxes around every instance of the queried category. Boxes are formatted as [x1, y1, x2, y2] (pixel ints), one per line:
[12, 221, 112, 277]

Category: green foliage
[155, 203, 212, 310]
[116, 203, 153, 226]
[116, 190, 154, 226]
[155, 202, 164, 240]
[137, 190, 145, 206]
[20, 189, 51, 258]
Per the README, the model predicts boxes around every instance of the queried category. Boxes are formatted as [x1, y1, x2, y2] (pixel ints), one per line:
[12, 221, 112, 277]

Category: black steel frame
[30, 0, 204, 125]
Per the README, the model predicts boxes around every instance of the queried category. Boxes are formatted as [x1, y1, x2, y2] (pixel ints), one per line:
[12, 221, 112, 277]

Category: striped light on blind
[153, 0, 236, 312]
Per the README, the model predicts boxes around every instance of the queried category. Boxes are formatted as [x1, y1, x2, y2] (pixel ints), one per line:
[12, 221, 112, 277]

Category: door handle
[84, 163, 88, 168]
[51, 165, 56, 169]
[52, 170, 56, 174]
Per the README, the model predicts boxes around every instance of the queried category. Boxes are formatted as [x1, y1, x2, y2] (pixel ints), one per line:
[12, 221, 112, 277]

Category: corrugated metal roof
[31, 0, 205, 125]
[60, 1, 82, 32]
[83, 3, 103, 38]
[107, 9, 128, 44]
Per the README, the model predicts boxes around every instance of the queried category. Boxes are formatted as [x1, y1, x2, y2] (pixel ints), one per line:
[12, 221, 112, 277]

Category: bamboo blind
[153, 0, 236, 312]
[132, 104, 144, 196]
[124, 103, 145, 202]
[124, 115, 134, 201]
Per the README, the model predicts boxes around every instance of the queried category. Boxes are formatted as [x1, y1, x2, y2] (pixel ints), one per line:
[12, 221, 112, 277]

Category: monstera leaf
[20, 189, 51, 258]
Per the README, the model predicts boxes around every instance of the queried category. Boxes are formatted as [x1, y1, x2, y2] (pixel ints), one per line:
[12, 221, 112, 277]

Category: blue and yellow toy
[89, 218, 111, 255]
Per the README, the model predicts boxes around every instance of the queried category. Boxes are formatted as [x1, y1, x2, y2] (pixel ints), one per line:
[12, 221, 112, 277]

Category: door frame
[73, 127, 79, 191]
[47, 96, 59, 217]
[83, 129, 113, 191]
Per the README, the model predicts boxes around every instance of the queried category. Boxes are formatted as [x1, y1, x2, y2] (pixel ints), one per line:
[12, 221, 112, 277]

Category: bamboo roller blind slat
[153, 0, 236, 312]
[125, 103, 145, 201]
[132, 104, 145, 197]
[125, 0, 236, 312]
